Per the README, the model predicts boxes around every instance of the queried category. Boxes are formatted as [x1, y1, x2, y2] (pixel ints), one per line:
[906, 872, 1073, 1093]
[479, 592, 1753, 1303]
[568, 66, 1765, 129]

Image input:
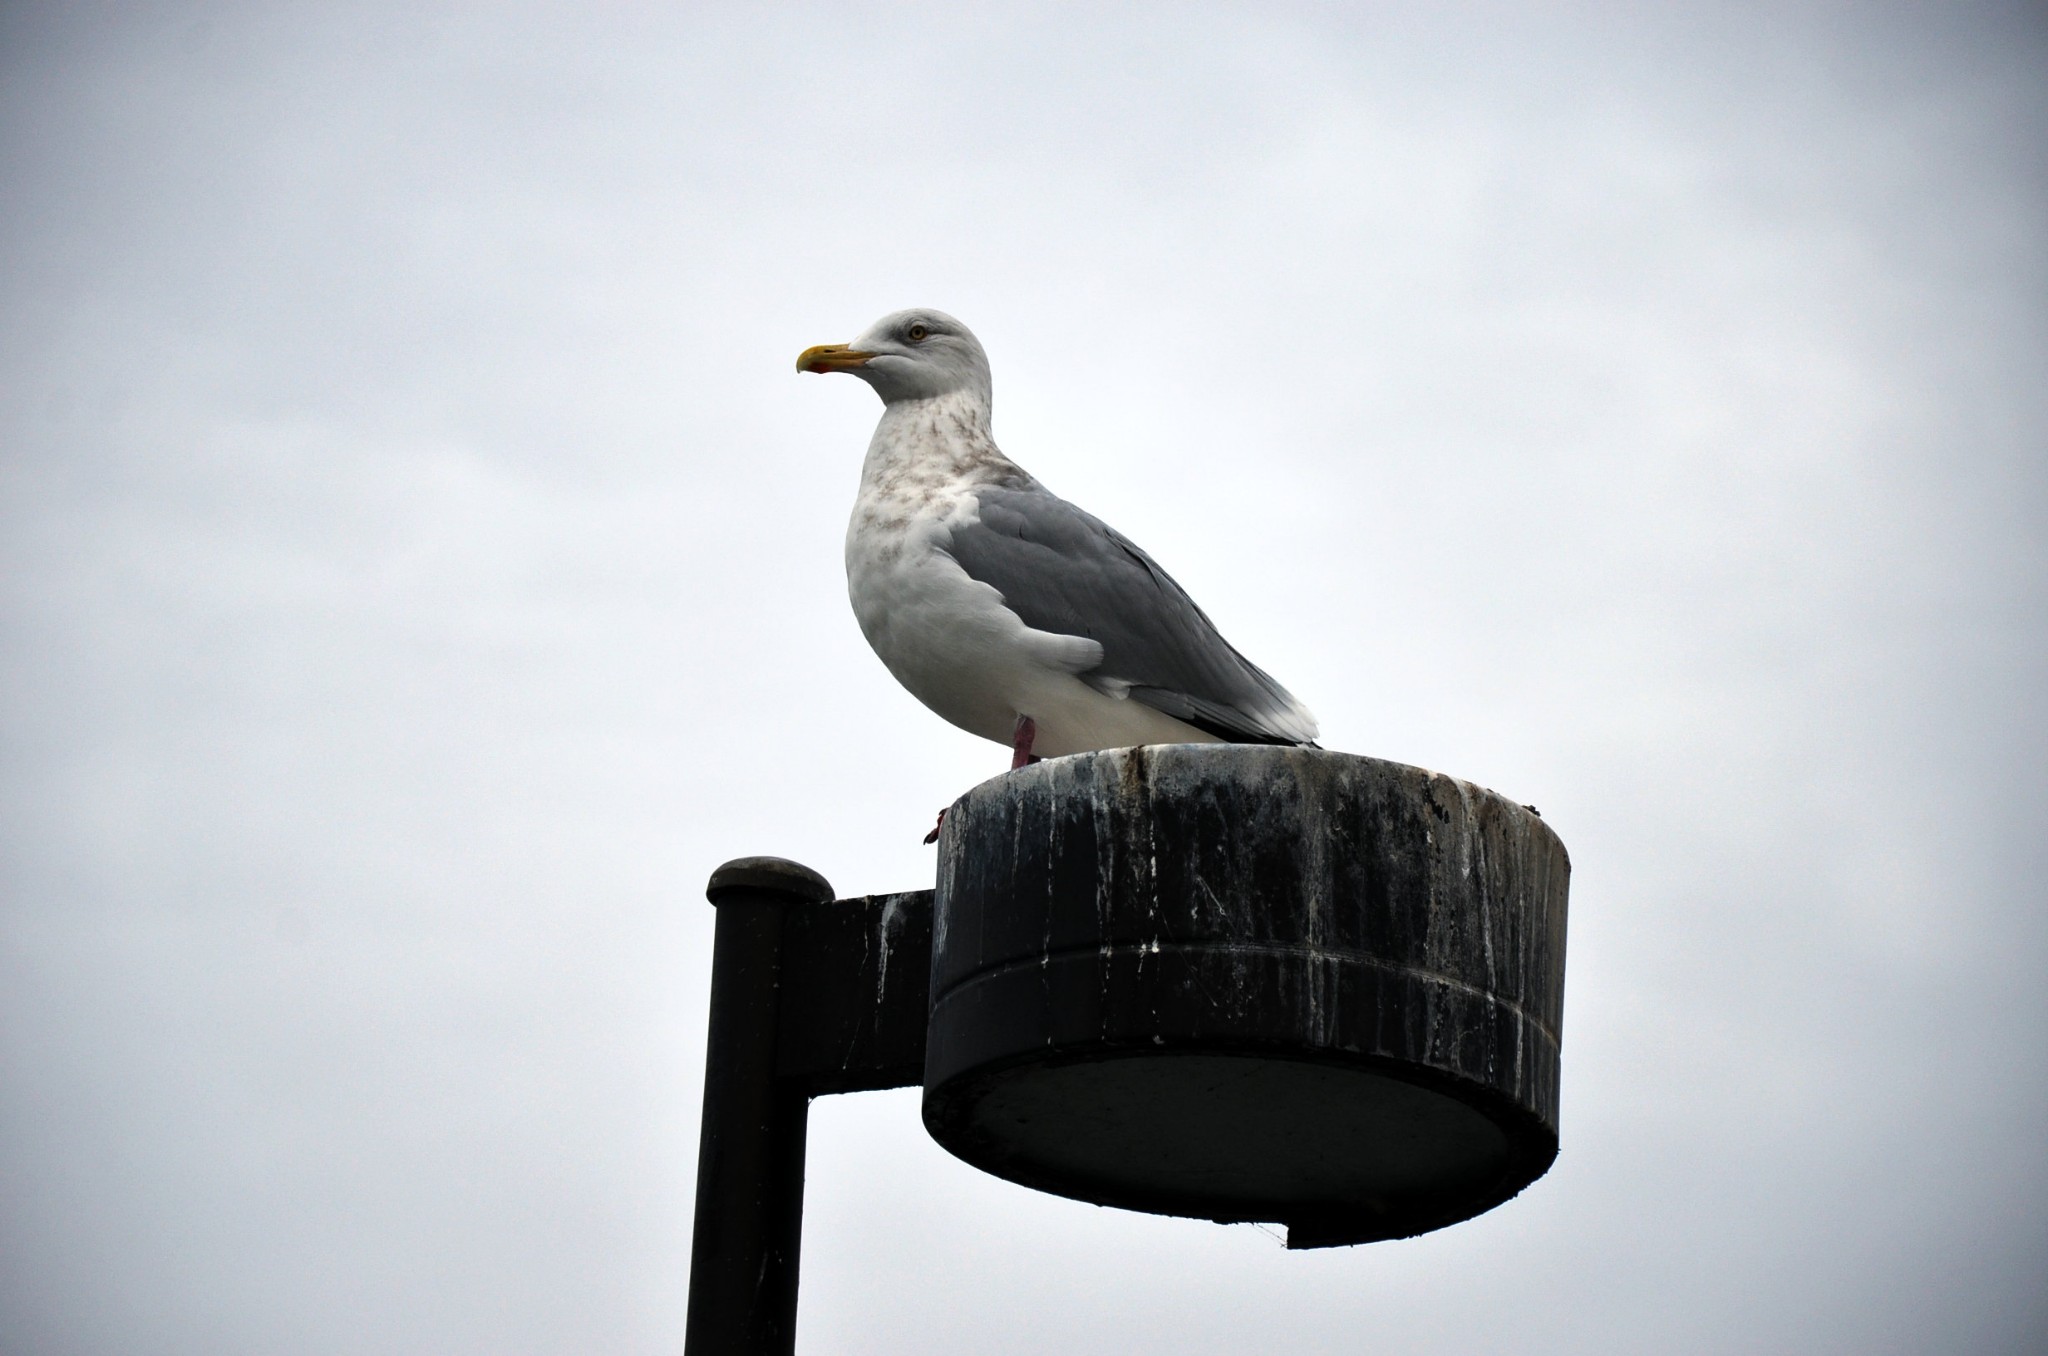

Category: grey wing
[943, 484, 1318, 744]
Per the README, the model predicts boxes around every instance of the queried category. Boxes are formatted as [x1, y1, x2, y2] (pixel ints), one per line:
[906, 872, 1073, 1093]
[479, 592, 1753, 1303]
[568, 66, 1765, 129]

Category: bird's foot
[923, 808, 946, 845]
[1010, 714, 1038, 771]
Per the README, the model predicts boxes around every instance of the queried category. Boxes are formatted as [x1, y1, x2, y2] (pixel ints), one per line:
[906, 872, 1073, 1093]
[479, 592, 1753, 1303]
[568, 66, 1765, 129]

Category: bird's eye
[906, 323, 930, 342]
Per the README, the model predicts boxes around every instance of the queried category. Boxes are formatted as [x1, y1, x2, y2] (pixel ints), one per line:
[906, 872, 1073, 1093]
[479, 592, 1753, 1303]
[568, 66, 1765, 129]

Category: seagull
[798, 308, 1318, 798]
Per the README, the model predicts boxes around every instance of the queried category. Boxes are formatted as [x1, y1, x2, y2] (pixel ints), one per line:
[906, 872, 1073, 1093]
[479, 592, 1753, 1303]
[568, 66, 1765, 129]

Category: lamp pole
[684, 858, 832, 1356]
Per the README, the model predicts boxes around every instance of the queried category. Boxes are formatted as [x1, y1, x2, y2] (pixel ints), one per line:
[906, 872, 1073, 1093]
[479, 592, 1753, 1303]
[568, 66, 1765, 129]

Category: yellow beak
[796, 342, 875, 374]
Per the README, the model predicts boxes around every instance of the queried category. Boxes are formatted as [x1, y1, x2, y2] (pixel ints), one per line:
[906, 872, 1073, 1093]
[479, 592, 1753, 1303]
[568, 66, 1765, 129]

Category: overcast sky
[3, 4, 2044, 1354]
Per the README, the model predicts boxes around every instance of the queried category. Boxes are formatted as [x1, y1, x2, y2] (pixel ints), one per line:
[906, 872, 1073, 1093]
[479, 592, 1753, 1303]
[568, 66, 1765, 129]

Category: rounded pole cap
[706, 856, 836, 907]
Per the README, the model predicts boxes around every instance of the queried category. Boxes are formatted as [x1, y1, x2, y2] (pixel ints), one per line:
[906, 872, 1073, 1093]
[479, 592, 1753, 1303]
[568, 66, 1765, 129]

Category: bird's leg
[929, 715, 1037, 844]
[1010, 715, 1038, 770]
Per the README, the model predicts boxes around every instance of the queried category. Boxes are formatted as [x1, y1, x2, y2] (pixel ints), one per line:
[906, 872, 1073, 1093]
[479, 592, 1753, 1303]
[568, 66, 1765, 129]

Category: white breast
[845, 476, 1021, 745]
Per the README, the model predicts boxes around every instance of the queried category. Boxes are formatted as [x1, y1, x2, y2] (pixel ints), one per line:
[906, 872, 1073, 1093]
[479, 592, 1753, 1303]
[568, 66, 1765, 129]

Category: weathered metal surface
[922, 745, 1570, 1247]
[776, 891, 933, 1096]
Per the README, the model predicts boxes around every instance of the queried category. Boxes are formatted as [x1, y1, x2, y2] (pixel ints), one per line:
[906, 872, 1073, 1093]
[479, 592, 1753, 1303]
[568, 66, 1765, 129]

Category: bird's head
[796, 309, 991, 406]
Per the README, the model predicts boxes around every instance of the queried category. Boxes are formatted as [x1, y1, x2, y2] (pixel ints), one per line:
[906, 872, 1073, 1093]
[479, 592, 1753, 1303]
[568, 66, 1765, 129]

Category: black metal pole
[686, 857, 835, 1356]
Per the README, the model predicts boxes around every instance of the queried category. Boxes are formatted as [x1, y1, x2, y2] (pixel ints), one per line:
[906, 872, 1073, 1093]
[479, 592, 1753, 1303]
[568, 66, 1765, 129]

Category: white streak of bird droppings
[876, 894, 908, 1003]
[932, 827, 950, 959]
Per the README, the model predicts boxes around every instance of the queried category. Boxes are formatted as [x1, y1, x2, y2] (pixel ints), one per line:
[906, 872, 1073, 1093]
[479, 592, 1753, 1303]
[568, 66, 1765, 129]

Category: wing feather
[941, 485, 1318, 745]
